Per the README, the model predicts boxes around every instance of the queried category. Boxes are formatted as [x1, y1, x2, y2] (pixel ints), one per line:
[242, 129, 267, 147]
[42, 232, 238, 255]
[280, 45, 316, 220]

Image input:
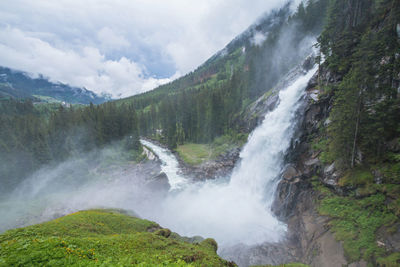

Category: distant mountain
[0, 66, 109, 104]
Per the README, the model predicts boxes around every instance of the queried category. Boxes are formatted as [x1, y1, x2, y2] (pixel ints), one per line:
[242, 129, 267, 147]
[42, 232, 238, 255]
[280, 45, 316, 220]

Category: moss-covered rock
[154, 228, 172, 238]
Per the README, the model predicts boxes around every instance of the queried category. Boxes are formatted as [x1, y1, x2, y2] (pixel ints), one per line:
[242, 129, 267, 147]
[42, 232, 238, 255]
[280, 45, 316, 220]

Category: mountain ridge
[0, 66, 109, 104]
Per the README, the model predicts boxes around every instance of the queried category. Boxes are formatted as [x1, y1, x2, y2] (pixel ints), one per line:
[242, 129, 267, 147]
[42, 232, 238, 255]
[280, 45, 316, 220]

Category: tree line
[318, 0, 400, 168]
[0, 99, 140, 195]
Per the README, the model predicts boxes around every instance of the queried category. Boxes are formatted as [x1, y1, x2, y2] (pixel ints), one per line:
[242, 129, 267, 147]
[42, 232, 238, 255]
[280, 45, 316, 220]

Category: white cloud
[0, 0, 288, 98]
[97, 27, 130, 51]
[251, 32, 268, 47]
[0, 27, 170, 98]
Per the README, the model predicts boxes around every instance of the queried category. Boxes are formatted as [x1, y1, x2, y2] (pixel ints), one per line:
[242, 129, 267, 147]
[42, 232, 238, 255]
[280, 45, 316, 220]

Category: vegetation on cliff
[309, 0, 400, 264]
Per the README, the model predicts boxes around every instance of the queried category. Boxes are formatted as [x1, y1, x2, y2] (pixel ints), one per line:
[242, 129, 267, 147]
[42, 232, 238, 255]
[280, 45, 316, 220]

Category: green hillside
[0, 209, 234, 266]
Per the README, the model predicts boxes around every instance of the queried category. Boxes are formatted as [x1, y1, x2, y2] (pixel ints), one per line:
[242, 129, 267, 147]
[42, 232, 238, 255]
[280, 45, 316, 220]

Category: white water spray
[140, 66, 317, 246]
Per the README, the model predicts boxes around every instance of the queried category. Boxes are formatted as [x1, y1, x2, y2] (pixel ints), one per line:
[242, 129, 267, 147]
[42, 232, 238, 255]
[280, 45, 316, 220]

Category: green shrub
[318, 193, 396, 262]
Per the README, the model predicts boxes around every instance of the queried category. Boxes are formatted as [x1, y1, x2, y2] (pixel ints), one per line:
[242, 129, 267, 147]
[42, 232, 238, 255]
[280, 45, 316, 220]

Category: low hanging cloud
[0, 0, 289, 98]
[0, 27, 173, 98]
[251, 32, 268, 47]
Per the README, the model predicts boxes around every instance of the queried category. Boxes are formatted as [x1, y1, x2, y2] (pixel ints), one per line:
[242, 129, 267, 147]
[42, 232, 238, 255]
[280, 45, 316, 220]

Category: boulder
[322, 162, 340, 187]
[282, 165, 300, 181]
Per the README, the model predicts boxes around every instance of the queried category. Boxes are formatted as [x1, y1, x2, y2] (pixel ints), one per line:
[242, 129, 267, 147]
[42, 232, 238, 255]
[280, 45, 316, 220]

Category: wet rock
[247, 243, 297, 266]
[304, 104, 321, 134]
[145, 172, 170, 192]
[309, 90, 319, 101]
[283, 189, 348, 267]
[282, 165, 300, 181]
[305, 157, 320, 167]
[272, 171, 310, 220]
[377, 223, 400, 252]
[324, 162, 335, 174]
[302, 55, 316, 71]
[307, 71, 319, 90]
[322, 162, 341, 188]
[142, 145, 158, 161]
[219, 242, 297, 267]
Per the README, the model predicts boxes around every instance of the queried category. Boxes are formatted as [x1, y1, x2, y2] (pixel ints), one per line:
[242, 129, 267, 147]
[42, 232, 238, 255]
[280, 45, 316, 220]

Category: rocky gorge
[164, 62, 400, 266]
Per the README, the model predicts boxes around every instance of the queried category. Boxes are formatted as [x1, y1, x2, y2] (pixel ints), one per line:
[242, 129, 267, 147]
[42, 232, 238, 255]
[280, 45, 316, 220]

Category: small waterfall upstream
[141, 139, 188, 190]
[139, 65, 317, 246]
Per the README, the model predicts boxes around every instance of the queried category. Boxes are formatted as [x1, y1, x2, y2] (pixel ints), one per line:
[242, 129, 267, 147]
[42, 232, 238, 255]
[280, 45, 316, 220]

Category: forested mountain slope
[118, 0, 329, 148]
[0, 66, 108, 104]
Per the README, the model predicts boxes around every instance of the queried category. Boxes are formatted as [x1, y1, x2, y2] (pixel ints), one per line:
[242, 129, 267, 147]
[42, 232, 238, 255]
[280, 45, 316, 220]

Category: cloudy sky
[0, 0, 289, 98]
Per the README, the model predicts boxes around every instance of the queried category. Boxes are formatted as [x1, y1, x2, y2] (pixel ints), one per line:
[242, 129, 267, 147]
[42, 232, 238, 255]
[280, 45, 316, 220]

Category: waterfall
[230, 65, 318, 206]
[140, 65, 318, 246]
[140, 139, 187, 190]
[0, 63, 317, 248]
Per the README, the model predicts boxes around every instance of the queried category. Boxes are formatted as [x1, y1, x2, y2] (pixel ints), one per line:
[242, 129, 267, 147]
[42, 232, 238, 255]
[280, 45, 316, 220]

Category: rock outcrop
[178, 147, 241, 180]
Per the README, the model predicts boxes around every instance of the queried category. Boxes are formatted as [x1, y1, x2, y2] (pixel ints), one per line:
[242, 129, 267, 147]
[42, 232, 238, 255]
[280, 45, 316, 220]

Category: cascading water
[140, 139, 188, 190]
[139, 65, 318, 246]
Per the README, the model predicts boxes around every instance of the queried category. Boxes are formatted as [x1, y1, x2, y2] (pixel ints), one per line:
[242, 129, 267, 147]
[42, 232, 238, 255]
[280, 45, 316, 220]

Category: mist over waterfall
[140, 65, 318, 246]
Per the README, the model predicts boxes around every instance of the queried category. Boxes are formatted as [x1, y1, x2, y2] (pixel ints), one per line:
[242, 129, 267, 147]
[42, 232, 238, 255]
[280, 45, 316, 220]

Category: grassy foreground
[0, 209, 234, 266]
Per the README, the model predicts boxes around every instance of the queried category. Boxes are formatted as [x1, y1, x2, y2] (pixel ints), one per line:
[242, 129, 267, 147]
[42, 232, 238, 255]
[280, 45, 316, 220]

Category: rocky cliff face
[270, 69, 352, 266]
[273, 61, 400, 266]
